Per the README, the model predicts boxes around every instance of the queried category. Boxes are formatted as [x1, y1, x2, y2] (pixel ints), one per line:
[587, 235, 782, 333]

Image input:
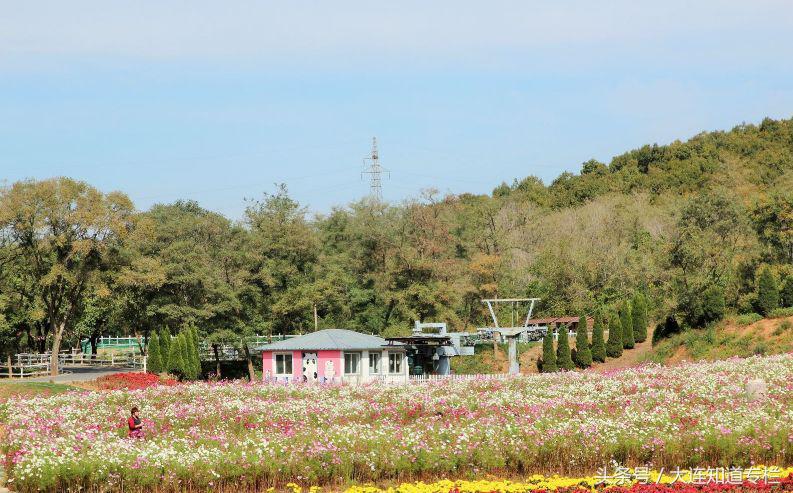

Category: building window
[274, 353, 292, 376]
[344, 352, 361, 374]
[369, 352, 381, 374]
[388, 352, 402, 374]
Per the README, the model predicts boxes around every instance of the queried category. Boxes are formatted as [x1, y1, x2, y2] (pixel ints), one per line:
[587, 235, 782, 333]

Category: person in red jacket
[128, 407, 144, 438]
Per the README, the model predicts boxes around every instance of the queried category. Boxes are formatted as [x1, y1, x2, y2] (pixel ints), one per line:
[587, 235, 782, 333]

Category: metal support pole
[508, 337, 519, 375]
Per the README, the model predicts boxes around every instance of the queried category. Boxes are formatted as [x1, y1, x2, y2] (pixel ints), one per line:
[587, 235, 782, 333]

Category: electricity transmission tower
[361, 137, 389, 201]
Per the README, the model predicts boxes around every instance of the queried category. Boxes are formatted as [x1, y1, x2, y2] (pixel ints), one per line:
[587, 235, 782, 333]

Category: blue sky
[2, 1, 792, 218]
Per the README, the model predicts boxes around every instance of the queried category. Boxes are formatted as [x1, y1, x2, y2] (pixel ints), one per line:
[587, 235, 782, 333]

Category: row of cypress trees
[145, 326, 202, 380]
[541, 293, 648, 372]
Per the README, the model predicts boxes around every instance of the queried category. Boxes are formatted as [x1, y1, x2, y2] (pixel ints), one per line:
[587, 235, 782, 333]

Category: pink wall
[261, 351, 273, 381]
[262, 349, 344, 382]
[317, 350, 342, 380]
[292, 350, 303, 380]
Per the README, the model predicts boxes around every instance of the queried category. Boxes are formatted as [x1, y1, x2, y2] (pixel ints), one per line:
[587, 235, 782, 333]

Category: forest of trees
[1, 117, 792, 365]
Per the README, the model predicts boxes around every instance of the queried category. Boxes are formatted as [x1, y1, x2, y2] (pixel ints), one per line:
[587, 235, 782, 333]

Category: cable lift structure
[479, 297, 541, 375]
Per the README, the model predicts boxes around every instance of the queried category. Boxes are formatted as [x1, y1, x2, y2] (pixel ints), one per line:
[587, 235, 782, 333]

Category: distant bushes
[770, 307, 793, 318]
[734, 313, 763, 325]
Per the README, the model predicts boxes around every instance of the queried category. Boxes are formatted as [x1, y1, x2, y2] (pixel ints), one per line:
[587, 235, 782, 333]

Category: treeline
[1, 117, 792, 366]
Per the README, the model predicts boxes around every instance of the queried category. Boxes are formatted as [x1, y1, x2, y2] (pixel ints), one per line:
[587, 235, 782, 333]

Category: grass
[0, 381, 75, 403]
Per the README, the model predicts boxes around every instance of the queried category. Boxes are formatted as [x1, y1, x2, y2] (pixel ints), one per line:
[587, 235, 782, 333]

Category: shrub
[734, 313, 763, 325]
[782, 275, 793, 308]
[773, 319, 791, 336]
[167, 334, 186, 379]
[190, 327, 202, 378]
[631, 293, 648, 343]
[606, 311, 623, 358]
[556, 325, 575, 370]
[573, 313, 592, 368]
[541, 326, 557, 372]
[159, 328, 171, 369]
[701, 285, 726, 325]
[652, 315, 681, 345]
[769, 307, 793, 318]
[180, 332, 196, 380]
[147, 333, 162, 374]
[620, 302, 634, 349]
[756, 266, 780, 316]
[590, 310, 606, 363]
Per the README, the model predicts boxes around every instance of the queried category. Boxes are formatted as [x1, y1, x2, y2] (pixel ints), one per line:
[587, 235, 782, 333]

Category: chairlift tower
[480, 298, 541, 375]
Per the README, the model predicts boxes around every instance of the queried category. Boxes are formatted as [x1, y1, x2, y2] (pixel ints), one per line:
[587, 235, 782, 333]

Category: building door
[302, 352, 318, 381]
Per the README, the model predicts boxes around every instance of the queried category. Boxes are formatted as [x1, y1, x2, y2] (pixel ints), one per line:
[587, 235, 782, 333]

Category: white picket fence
[406, 373, 511, 383]
[2, 351, 147, 379]
[263, 372, 514, 386]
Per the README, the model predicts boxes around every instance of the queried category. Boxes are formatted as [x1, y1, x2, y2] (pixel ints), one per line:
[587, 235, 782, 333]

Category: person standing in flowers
[127, 406, 144, 438]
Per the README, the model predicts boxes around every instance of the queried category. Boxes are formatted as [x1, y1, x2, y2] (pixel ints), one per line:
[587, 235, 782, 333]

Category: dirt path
[588, 326, 655, 372]
[516, 326, 656, 374]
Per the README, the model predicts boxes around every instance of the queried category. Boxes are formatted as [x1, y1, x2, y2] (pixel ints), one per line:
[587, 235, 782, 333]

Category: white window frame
[388, 352, 403, 374]
[274, 352, 293, 376]
[344, 352, 361, 375]
[369, 352, 381, 374]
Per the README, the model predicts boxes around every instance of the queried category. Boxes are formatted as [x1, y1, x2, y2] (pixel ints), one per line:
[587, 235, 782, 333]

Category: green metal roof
[251, 329, 402, 352]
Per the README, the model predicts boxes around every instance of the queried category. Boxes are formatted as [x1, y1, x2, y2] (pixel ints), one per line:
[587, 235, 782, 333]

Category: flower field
[1, 354, 792, 492]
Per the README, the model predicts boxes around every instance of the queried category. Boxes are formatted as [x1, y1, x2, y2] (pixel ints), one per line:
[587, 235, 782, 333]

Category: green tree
[782, 276, 793, 308]
[167, 333, 186, 379]
[159, 328, 171, 370]
[631, 294, 648, 343]
[606, 311, 623, 358]
[669, 190, 756, 328]
[756, 266, 780, 316]
[590, 310, 606, 363]
[574, 313, 592, 368]
[701, 285, 725, 324]
[0, 178, 134, 376]
[541, 326, 557, 373]
[188, 326, 202, 379]
[556, 324, 575, 370]
[146, 333, 161, 374]
[620, 302, 634, 349]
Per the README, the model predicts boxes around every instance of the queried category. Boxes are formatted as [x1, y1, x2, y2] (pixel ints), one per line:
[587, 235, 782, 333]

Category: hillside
[1, 117, 792, 360]
[647, 313, 793, 364]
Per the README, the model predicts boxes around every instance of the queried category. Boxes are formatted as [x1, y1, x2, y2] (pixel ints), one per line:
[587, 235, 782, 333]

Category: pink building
[253, 329, 408, 384]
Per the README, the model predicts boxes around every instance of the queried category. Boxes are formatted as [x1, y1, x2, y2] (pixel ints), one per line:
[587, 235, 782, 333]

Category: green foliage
[757, 266, 780, 316]
[781, 276, 793, 308]
[669, 190, 754, 328]
[631, 293, 648, 343]
[606, 312, 623, 358]
[619, 303, 634, 349]
[2, 118, 793, 356]
[555, 325, 575, 370]
[541, 327, 557, 373]
[191, 327, 202, 379]
[573, 312, 592, 368]
[179, 333, 195, 380]
[180, 329, 196, 380]
[770, 307, 793, 318]
[590, 311, 606, 363]
[652, 315, 682, 345]
[734, 313, 763, 325]
[167, 334, 186, 379]
[146, 333, 162, 374]
[700, 285, 726, 325]
[159, 329, 171, 370]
